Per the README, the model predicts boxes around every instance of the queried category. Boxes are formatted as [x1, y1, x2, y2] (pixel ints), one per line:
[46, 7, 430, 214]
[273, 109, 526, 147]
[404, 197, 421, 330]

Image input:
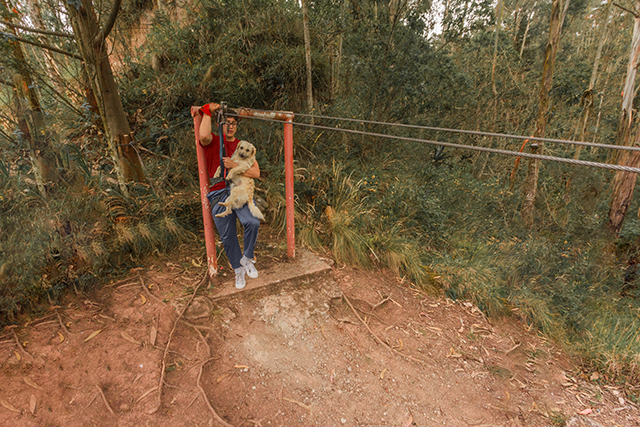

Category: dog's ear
[249, 144, 256, 157]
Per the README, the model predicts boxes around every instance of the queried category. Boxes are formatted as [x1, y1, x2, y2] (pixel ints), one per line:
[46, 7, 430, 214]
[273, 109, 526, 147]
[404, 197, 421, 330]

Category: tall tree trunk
[151, 0, 167, 71]
[24, 0, 67, 98]
[302, 0, 314, 121]
[521, 0, 568, 223]
[520, 10, 534, 57]
[492, 0, 504, 97]
[389, 0, 401, 26]
[608, 3, 640, 234]
[565, 0, 613, 197]
[331, 2, 346, 101]
[476, 0, 504, 179]
[1, 0, 49, 197]
[513, 0, 523, 44]
[442, 0, 450, 44]
[576, 0, 612, 157]
[65, 0, 144, 195]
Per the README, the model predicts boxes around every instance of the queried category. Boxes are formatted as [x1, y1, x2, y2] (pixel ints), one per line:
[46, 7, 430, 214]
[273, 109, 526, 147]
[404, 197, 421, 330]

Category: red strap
[200, 104, 211, 116]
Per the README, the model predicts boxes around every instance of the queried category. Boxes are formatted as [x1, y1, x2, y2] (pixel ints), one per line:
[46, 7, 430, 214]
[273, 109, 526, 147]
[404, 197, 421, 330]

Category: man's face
[223, 118, 238, 138]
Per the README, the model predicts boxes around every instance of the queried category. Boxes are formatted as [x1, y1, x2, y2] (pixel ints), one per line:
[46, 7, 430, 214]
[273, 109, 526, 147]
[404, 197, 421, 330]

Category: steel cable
[291, 111, 640, 153]
[228, 112, 640, 174]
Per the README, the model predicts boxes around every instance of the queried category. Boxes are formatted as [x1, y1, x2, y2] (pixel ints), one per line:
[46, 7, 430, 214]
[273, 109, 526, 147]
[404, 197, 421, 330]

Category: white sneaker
[240, 256, 258, 279]
[234, 267, 246, 289]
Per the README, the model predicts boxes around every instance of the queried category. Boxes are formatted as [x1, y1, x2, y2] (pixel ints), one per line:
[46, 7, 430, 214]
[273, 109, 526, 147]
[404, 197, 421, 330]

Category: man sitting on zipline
[198, 102, 260, 290]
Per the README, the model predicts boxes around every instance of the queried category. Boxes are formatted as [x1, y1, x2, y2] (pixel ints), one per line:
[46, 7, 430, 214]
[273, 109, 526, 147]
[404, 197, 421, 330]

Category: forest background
[2, 0, 640, 399]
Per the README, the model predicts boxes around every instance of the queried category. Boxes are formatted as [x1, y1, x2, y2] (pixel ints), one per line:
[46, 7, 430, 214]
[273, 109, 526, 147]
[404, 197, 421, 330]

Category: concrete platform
[210, 248, 333, 300]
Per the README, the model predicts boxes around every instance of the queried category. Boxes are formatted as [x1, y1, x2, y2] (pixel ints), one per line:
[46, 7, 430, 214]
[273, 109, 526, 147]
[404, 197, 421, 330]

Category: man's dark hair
[226, 108, 242, 123]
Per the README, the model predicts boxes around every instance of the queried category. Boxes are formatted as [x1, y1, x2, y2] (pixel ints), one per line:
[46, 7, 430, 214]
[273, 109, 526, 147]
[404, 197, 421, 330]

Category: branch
[0, 19, 73, 38]
[0, 123, 18, 145]
[32, 69, 84, 117]
[96, 0, 121, 43]
[613, 2, 638, 17]
[0, 77, 14, 87]
[147, 272, 208, 415]
[1, 32, 83, 60]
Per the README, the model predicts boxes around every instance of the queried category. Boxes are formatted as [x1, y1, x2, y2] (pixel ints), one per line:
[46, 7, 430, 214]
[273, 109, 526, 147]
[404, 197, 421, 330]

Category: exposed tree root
[96, 384, 115, 415]
[140, 275, 162, 303]
[197, 358, 236, 427]
[147, 272, 207, 414]
[342, 294, 429, 366]
[56, 310, 71, 335]
[12, 329, 34, 362]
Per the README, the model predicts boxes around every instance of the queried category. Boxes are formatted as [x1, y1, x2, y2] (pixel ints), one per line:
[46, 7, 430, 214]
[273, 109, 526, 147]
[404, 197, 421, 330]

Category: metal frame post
[284, 117, 295, 259]
[238, 108, 296, 259]
[191, 106, 218, 278]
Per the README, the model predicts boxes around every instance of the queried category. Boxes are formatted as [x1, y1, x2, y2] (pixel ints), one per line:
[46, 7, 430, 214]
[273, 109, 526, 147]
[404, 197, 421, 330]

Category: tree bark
[492, 0, 504, 97]
[519, 11, 534, 57]
[565, 0, 613, 197]
[513, 0, 523, 45]
[476, 0, 504, 180]
[24, 0, 68, 97]
[65, 0, 144, 193]
[302, 0, 314, 121]
[521, 0, 568, 224]
[1, 0, 48, 197]
[608, 3, 640, 234]
[577, 0, 612, 156]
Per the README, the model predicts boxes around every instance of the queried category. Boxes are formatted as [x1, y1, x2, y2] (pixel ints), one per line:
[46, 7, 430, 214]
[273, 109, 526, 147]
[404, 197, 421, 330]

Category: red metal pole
[191, 106, 218, 278]
[284, 117, 296, 259]
[239, 108, 296, 259]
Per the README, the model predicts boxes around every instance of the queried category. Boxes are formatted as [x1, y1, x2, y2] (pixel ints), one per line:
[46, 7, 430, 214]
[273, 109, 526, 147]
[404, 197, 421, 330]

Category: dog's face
[235, 140, 256, 160]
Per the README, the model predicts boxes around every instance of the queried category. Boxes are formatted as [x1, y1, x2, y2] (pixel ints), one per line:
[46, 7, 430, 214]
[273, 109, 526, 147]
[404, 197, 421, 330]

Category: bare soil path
[1, 232, 638, 427]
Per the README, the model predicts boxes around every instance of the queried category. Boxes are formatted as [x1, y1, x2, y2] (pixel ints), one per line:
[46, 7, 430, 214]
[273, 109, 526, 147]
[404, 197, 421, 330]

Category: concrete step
[210, 248, 333, 300]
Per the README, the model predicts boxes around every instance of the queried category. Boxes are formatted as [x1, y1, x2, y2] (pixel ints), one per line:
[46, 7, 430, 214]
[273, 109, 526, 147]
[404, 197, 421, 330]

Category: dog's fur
[213, 140, 265, 220]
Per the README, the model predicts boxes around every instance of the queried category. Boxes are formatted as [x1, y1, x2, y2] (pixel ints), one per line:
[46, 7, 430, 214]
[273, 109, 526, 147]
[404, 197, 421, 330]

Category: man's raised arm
[197, 102, 221, 146]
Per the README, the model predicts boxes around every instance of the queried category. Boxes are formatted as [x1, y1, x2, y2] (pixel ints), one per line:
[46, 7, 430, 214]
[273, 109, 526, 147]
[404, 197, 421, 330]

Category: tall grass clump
[289, 147, 441, 292]
[324, 162, 372, 267]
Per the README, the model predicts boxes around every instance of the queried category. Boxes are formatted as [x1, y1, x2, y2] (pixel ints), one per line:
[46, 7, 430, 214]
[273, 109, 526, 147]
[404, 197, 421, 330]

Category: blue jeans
[207, 188, 260, 269]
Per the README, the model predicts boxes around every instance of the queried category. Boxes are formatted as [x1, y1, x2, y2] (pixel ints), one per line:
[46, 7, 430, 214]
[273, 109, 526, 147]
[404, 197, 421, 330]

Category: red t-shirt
[200, 134, 239, 192]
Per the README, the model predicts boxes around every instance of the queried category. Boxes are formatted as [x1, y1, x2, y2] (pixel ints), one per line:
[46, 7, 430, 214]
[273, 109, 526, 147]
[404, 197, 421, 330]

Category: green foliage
[442, 0, 494, 42]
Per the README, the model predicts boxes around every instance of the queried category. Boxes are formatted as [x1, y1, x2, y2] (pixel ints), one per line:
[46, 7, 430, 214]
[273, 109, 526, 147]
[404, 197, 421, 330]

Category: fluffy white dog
[213, 140, 264, 220]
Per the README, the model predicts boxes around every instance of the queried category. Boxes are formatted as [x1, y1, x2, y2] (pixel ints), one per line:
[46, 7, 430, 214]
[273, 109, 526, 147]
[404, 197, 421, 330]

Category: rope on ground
[232, 114, 640, 174]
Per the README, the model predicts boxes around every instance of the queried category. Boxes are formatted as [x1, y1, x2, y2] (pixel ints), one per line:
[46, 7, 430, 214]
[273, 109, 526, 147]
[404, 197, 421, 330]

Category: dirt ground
[1, 231, 639, 427]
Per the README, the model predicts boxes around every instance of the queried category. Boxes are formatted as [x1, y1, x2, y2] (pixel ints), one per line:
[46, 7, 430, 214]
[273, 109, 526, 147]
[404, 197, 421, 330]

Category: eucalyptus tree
[65, 0, 144, 195]
[302, 0, 314, 119]
[1, 0, 49, 196]
[608, 1, 640, 234]
[521, 0, 570, 223]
